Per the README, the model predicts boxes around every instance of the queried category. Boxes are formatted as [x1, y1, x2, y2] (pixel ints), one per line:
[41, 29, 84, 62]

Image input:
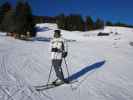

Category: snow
[0, 23, 133, 100]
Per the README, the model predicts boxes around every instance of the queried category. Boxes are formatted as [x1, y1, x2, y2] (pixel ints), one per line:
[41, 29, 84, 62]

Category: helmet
[54, 30, 61, 38]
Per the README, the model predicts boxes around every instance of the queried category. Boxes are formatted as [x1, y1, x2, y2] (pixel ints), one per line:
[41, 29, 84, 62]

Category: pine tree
[1, 9, 16, 33]
[95, 18, 104, 29]
[65, 15, 72, 30]
[56, 14, 66, 30]
[0, 2, 12, 31]
[0, 6, 2, 30]
[106, 21, 113, 26]
[67, 14, 85, 31]
[15, 1, 36, 37]
[86, 16, 94, 30]
[24, 2, 36, 37]
[75, 15, 85, 31]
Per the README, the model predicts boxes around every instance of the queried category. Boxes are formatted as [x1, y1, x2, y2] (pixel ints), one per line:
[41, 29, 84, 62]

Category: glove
[62, 52, 68, 58]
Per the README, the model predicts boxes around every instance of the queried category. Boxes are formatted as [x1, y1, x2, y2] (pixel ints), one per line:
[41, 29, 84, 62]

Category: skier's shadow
[66, 60, 106, 81]
[33, 37, 51, 42]
[36, 27, 51, 32]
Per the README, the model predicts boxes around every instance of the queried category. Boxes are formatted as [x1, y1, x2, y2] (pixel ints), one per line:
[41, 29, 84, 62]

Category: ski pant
[52, 59, 65, 81]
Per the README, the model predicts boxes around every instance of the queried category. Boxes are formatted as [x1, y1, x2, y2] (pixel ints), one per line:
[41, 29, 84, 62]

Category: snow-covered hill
[0, 23, 133, 100]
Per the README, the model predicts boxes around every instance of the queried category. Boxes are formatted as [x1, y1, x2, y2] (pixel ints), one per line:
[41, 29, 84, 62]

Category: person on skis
[50, 30, 69, 84]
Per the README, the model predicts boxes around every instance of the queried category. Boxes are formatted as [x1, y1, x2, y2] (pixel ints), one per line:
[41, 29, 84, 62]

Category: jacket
[50, 37, 68, 60]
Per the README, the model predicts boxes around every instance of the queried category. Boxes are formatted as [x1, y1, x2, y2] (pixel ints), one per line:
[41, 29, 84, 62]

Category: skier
[50, 30, 69, 84]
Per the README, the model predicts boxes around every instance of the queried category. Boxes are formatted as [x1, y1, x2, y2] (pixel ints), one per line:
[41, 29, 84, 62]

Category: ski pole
[47, 64, 53, 85]
[64, 58, 75, 91]
[63, 58, 70, 81]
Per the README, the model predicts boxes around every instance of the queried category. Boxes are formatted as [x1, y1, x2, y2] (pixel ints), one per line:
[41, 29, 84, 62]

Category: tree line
[0, 1, 133, 38]
[0, 1, 36, 39]
[56, 14, 104, 31]
[56, 14, 133, 31]
[106, 21, 133, 28]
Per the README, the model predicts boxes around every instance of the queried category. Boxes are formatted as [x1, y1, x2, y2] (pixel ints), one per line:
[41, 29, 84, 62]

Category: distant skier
[50, 30, 69, 84]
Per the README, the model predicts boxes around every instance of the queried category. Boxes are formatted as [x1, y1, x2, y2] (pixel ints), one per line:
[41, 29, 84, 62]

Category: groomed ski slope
[0, 23, 133, 100]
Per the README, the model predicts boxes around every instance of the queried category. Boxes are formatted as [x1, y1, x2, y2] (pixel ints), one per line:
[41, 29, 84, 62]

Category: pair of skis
[34, 80, 77, 91]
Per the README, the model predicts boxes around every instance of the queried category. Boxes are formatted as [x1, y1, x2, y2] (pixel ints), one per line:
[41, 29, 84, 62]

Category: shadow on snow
[33, 37, 51, 42]
[66, 60, 106, 81]
[36, 26, 52, 32]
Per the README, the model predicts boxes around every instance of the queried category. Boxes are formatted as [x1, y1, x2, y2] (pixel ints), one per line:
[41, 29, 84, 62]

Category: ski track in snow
[0, 24, 133, 100]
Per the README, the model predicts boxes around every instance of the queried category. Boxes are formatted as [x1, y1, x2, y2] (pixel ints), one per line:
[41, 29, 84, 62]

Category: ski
[34, 80, 78, 91]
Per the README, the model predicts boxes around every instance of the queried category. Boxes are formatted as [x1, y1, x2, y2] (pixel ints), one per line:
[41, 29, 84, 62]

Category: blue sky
[1, 0, 133, 24]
